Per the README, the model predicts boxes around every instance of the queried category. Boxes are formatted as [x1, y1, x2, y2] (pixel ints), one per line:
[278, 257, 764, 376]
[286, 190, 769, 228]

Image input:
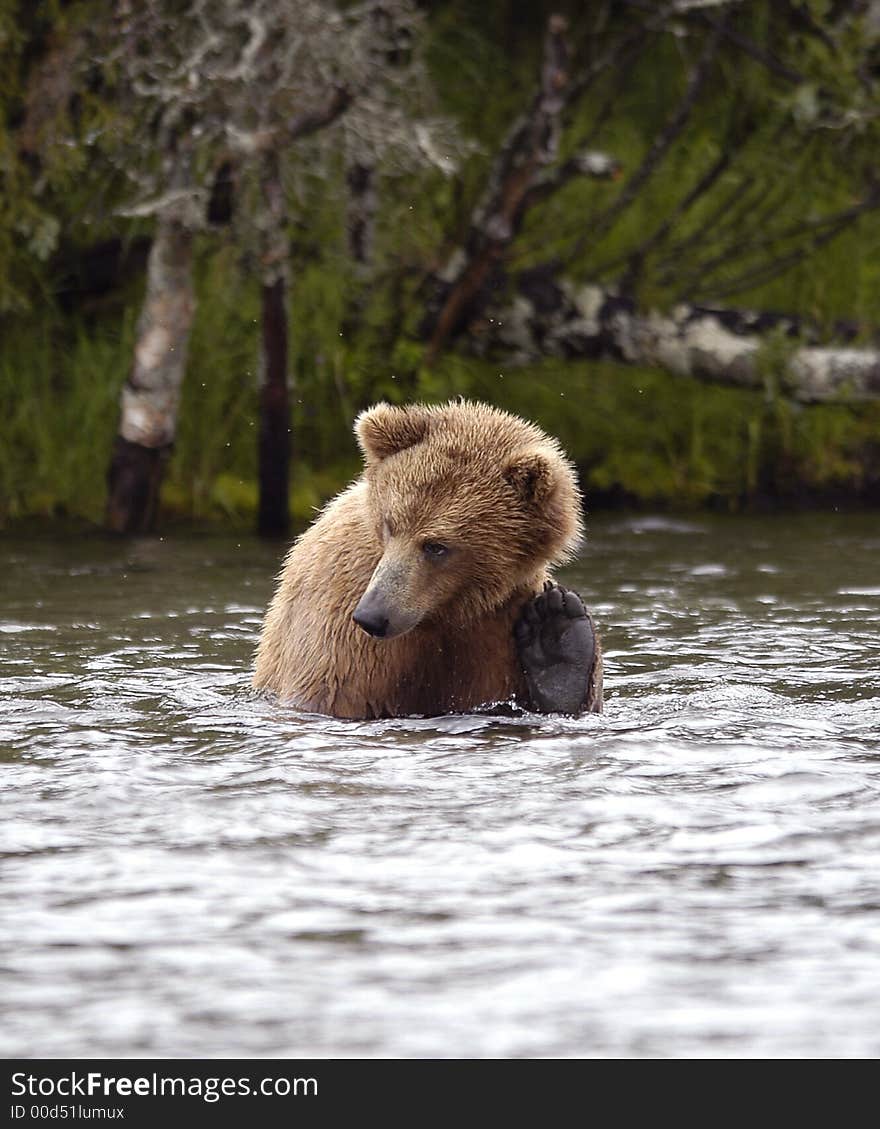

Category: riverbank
[4, 343, 879, 528]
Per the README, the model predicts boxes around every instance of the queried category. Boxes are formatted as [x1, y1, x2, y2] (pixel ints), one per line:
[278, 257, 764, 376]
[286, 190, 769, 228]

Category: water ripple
[1, 515, 879, 1057]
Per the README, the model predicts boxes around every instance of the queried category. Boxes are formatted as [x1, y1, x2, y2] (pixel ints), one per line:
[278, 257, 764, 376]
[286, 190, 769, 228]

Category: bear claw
[515, 582, 599, 716]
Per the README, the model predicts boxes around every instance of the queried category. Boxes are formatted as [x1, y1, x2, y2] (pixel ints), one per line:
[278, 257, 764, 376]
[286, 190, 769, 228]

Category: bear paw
[514, 582, 599, 716]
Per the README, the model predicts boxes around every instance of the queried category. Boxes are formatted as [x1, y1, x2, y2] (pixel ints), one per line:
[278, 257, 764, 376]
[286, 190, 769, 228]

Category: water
[1, 513, 879, 1058]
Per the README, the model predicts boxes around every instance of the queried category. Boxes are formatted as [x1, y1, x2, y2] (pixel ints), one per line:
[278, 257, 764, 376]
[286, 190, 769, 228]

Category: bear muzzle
[352, 561, 422, 640]
[352, 593, 391, 638]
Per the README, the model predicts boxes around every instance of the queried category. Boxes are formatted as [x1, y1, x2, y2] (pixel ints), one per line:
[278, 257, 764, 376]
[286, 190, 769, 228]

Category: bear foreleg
[514, 582, 602, 716]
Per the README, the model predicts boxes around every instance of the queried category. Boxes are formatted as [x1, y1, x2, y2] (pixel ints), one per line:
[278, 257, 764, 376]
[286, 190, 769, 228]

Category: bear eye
[422, 540, 450, 560]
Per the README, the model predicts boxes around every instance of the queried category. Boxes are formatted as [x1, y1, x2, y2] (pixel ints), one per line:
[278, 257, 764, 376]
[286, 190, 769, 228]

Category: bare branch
[693, 190, 880, 301]
[591, 149, 731, 285]
[423, 13, 573, 359]
[675, 187, 880, 299]
[225, 85, 353, 157]
[118, 187, 204, 220]
[564, 21, 723, 268]
[520, 149, 622, 212]
[695, 11, 803, 82]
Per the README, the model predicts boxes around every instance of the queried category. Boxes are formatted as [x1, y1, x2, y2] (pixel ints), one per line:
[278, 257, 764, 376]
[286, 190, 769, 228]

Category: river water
[2, 513, 879, 1058]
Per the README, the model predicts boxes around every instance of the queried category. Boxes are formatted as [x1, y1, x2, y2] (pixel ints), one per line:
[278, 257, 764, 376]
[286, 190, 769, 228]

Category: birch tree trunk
[474, 277, 880, 404]
[105, 218, 196, 533]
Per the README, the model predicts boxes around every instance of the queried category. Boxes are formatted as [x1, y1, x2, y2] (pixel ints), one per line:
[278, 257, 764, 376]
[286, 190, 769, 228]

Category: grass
[0, 312, 133, 522]
[2, 252, 879, 530]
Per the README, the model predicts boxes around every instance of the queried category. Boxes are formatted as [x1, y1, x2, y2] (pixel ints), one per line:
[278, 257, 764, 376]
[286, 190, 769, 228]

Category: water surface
[2, 513, 879, 1057]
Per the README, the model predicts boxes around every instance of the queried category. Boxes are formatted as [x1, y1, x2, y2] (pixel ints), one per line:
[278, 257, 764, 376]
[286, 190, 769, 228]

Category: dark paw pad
[514, 581, 597, 715]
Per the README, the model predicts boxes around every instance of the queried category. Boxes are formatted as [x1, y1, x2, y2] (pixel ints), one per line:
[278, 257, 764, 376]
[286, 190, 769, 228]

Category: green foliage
[169, 245, 261, 518]
[2, 273, 879, 526]
[428, 357, 880, 509]
[0, 0, 117, 313]
[0, 313, 132, 521]
[494, 2, 880, 320]
[2, 1, 880, 527]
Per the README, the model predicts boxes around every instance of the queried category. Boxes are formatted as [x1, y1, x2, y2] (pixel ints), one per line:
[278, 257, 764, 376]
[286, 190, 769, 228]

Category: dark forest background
[3, 0, 880, 533]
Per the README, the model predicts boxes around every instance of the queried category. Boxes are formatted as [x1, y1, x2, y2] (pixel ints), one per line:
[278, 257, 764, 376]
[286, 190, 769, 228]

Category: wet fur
[253, 400, 600, 719]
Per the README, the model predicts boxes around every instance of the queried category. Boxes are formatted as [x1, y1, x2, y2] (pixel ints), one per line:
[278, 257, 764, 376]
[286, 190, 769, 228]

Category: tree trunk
[106, 218, 195, 533]
[346, 161, 376, 268]
[257, 154, 291, 539]
[258, 275, 290, 538]
[423, 14, 571, 362]
[420, 15, 619, 361]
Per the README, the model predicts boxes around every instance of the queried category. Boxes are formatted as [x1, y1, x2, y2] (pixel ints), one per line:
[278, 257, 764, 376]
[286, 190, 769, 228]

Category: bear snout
[352, 599, 390, 638]
[352, 571, 421, 640]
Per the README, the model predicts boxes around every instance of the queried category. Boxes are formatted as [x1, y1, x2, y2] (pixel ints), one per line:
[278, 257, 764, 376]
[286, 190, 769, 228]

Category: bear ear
[503, 449, 557, 503]
[355, 403, 432, 463]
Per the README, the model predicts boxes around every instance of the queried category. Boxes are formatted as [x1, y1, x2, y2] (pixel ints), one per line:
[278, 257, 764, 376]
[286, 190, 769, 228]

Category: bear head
[351, 400, 583, 638]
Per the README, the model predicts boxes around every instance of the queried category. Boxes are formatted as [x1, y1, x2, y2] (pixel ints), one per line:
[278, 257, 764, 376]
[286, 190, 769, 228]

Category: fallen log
[472, 276, 880, 403]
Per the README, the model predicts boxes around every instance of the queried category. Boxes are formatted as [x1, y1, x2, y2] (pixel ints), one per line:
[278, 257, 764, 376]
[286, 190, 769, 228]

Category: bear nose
[352, 606, 390, 638]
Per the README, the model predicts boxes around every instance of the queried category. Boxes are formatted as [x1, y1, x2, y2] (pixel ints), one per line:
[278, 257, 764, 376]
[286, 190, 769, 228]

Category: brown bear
[253, 400, 603, 719]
